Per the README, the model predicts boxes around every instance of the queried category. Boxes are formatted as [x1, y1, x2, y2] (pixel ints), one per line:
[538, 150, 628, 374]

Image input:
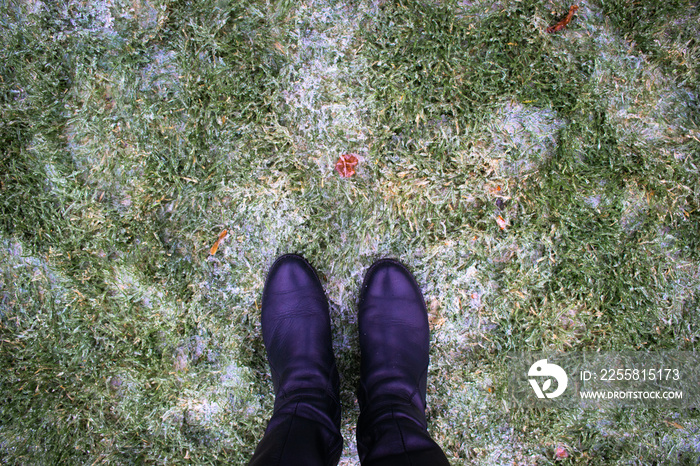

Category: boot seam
[272, 400, 300, 466]
[392, 406, 415, 466]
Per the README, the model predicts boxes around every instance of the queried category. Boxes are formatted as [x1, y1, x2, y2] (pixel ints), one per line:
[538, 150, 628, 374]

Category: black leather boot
[249, 254, 342, 466]
[356, 259, 450, 466]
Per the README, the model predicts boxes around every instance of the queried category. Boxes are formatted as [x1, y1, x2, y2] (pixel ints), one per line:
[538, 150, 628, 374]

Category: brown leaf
[663, 419, 685, 429]
[335, 153, 359, 178]
[209, 229, 227, 255]
[547, 5, 579, 33]
[428, 297, 445, 329]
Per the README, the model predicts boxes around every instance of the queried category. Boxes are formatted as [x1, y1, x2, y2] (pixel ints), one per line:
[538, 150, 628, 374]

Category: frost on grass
[64, 69, 154, 216]
[619, 183, 649, 236]
[488, 101, 566, 176]
[432, 381, 540, 465]
[159, 360, 261, 447]
[456, 0, 505, 20]
[603, 62, 696, 150]
[107, 264, 180, 320]
[17, 0, 45, 16]
[584, 410, 700, 463]
[139, 48, 181, 98]
[53, 0, 118, 40]
[0, 239, 64, 308]
[581, 3, 700, 311]
[64, 123, 143, 214]
[585, 2, 698, 151]
[280, 1, 375, 176]
[15, 0, 117, 38]
[212, 186, 309, 263]
[31, 0, 166, 41]
[113, 0, 165, 36]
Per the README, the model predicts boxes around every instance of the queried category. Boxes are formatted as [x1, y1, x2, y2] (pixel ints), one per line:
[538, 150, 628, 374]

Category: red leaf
[547, 5, 579, 33]
[335, 153, 359, 178]
[555, 446, 569, 459]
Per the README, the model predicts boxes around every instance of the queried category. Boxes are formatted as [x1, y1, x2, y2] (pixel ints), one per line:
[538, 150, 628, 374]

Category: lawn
[1, 0, 699, 464]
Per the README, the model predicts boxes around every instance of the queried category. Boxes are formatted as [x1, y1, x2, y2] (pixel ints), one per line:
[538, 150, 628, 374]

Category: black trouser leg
[249, 390, 343, 466]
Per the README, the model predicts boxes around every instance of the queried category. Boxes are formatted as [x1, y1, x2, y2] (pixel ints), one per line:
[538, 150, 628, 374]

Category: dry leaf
[663, 420, 684, 429]
[335, 153, 359, 177]
[210, 229, 227, 255]
[547, 5, 579, 33]
[496, 215, 507, 230]
[428, 297, 445, 329]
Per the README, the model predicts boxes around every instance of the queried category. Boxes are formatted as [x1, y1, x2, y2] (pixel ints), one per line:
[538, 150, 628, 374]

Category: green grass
[1, 0, 699, 464]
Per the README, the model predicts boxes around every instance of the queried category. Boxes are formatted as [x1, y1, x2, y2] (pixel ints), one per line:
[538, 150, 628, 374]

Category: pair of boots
[249, 255, 450, 466]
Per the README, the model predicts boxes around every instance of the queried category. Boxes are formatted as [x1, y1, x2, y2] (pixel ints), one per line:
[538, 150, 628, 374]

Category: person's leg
[356, 259, 450, 466]
[249, 254, 343, 466]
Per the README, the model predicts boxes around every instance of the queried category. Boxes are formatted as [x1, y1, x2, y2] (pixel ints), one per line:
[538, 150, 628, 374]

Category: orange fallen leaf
[496, 215, 507, 230]
[210, 229, 227, 255]
[663, 420, 684, 429]
[335, 153, 359, 177]
[547, 5, 579, 33]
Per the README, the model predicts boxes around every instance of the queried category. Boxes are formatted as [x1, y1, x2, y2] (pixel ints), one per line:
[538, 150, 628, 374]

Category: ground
[1, 0, 699, 464]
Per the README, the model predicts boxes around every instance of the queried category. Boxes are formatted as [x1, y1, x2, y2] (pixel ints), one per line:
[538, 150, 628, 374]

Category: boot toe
[358, 259, 429, 337]
[359, 259, 423, 304]
[263, 254, 325, 300]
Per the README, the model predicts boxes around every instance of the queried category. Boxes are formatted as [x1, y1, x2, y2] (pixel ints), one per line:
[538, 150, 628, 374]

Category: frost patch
[581, 185, 615, 211]
[619, 185, 649, 235]
[162, 362, 256, 432]
[0, 239, 69, 331]
[437, 382, 540, 464]
[1, 239, 63, 291]
[64, 113, 147, 213]
[140, 48, 181, 98]
[220, 362, 248, 389]
[421, 256, 497, 348]
[162, 397, 223, 429]
[109, 265, 179, 319]
[116, 0, 163, 32]
[20, 0, 45, 16]
[280, 1, 374, 174]
[52, 0, 118, 40]
[488, 102, 566, 176]
[184, 399, 222, 426]
[586, 3, 696, 149]
[609, 67, 695, 147]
